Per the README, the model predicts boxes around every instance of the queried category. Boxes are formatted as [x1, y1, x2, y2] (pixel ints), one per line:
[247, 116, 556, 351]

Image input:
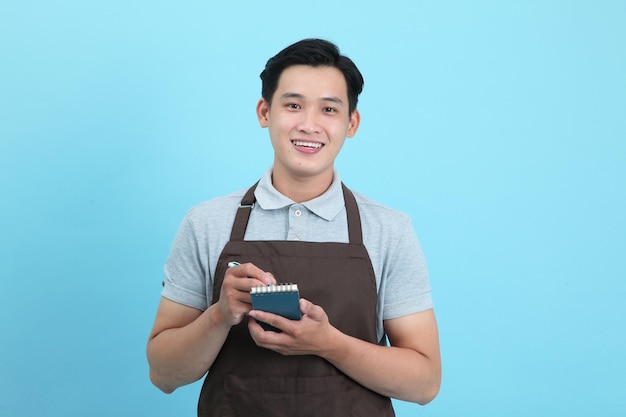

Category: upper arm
[384, 309, 441, 364]
[383, 309, 441, 403]
[148, 296, 204, 342]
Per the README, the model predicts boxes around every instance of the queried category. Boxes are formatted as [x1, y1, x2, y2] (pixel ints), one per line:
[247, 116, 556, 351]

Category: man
[147, 38, 441, 416]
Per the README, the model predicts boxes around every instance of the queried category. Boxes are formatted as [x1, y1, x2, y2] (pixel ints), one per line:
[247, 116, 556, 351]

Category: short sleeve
[380, 216, 433, 320]
[162, 214, 209, 311]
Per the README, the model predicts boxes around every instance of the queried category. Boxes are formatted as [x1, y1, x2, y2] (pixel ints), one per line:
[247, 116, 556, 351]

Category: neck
[271, 168, 334, 203]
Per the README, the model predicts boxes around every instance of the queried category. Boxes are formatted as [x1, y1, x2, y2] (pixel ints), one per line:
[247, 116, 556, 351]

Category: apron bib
[198, 183, 394, 417]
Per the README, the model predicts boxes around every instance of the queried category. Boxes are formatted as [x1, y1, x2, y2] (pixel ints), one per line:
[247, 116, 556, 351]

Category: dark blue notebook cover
[250, 284, 301, 332]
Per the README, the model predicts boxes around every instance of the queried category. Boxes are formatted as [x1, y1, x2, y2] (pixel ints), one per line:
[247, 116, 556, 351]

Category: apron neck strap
[341, 183, 363, 245]
[229, 181, 258, 241]
[230, 181, 363, 245]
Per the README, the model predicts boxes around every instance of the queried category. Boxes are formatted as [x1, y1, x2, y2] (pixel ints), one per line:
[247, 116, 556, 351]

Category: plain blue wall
[1, 1, 625, 416]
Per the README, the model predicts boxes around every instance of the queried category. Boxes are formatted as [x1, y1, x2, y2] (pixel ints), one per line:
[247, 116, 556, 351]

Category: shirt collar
[254, 167, 345, 221]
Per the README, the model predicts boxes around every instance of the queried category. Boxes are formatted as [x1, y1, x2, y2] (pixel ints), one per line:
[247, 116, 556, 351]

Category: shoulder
[351, 190, 413, 231]
[174, 189, 250, 243]
[350, 189, 421, 263]
[184, 188, 247, 224]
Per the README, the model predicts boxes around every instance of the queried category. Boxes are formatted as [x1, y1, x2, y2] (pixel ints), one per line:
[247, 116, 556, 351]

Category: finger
[264, 272, 277, 285]
[300, 298, 326, 321]
[247, 315, 266, 335]
[299, 298, 316, 315]
[248, 310, 290, 333]
[228, 262, 275, 285]
[248, 318, 281, 350]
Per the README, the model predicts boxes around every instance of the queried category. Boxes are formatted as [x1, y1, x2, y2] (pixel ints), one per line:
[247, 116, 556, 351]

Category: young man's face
[257, 65, 360, 186]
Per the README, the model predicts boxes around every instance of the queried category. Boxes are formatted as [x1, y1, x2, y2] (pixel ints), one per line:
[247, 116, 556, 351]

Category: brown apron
[198, 183, 395, 417]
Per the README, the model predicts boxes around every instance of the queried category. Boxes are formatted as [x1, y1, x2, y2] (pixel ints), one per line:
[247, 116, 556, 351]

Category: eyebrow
[280, 92, 345, 106]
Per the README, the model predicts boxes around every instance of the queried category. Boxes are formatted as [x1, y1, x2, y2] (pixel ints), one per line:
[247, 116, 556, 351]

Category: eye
[286, 103, 301, 110]
[323, 107, 337, 113]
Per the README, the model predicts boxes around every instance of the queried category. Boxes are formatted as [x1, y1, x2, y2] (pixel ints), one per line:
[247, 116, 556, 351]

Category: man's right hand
[215, 262, 276, 326]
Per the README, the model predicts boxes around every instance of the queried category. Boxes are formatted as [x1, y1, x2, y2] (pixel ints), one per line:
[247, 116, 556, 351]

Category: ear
[346, 108, 361, 138]
[256, 98, 270, 128]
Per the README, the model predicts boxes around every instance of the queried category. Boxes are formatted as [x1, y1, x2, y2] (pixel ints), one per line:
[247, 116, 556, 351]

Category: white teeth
[293, 140, 322, 148]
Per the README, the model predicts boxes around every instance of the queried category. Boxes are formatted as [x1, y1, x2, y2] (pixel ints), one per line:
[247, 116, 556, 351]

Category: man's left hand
[248, 298, 335, 356]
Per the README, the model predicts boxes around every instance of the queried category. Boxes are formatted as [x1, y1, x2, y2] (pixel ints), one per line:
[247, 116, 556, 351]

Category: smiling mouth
[292, 140, 323, 149]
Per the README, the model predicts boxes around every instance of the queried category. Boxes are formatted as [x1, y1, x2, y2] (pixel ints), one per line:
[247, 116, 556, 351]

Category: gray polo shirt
[163, 168, 432, 341]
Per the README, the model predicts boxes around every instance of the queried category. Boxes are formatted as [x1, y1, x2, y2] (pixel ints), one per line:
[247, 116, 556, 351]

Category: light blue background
[1, 1, 625, 416]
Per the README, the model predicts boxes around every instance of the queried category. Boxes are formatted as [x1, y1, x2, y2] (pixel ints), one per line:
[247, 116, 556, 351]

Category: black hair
[260, 39, 364, 115]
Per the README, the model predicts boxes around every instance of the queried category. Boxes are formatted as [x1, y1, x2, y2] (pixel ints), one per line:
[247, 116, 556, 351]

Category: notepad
[250, 284, 301, 332]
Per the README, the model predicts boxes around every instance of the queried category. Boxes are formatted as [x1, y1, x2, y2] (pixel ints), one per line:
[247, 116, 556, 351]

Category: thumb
[299, 298, 322, 318]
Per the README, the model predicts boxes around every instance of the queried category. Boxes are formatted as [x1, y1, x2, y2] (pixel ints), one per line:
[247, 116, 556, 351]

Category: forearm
[321, 328, 441, 404]
[147, 304, 231, 393]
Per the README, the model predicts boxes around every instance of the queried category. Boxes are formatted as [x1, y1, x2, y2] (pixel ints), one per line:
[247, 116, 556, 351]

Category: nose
[297, 109, 321, 134]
